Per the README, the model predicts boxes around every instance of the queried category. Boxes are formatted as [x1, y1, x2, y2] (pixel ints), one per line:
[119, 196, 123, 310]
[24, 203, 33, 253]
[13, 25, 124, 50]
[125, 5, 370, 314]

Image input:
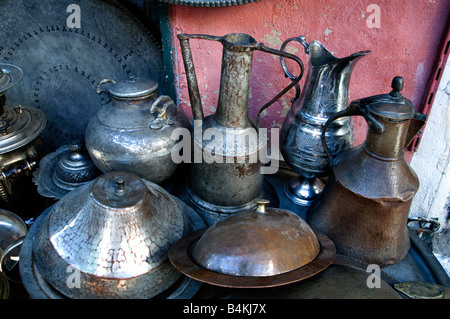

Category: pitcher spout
[308, 40, 371, 68]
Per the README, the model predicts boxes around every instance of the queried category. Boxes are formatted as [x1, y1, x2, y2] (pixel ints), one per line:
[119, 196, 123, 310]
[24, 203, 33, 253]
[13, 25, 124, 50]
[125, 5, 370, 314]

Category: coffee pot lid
[363, 76, 416, 121]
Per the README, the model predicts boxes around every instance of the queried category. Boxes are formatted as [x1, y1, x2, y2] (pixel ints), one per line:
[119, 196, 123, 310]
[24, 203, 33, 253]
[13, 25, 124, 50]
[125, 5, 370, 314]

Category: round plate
[168, 228, 336, 288]
[0, 0, 164, 153]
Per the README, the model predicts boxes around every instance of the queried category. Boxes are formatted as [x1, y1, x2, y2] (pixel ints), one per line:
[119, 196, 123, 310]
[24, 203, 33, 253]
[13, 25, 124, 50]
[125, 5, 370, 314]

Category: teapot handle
[255, 44, 305, 126]
[96, 78, 116, 94]
[149, 95, 176, 130]
[321, 99, 385, 167]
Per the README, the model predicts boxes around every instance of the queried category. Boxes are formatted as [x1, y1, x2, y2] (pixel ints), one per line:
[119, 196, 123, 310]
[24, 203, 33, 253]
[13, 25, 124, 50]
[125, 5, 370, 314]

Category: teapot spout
[405, 112, 427, 147]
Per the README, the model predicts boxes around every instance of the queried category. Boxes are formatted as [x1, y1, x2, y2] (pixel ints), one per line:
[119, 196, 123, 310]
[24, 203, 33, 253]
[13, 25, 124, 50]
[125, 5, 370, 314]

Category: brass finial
[255, 199, 270, 213]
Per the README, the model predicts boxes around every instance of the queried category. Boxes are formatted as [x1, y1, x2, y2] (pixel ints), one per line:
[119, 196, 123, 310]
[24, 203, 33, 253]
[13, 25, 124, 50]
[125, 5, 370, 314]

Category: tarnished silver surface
[279, 36, 369, 207]
[20, 199, 205, 299]
[178, 33, 302, 221]
[0, 0, 165, 153]
[31, 171, 189, 299]
[86, 77, 190, 184]
[156, 0, 260, 7]
[33, 141, 101, 199]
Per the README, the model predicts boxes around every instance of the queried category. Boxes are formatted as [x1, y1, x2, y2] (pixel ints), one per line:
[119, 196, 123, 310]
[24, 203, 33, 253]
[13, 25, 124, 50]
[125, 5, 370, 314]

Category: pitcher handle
[279, 35, 309, 81]
[255, 44, 304, 126]
[178, 34, 222, 121]
[321, 99, 385, 168]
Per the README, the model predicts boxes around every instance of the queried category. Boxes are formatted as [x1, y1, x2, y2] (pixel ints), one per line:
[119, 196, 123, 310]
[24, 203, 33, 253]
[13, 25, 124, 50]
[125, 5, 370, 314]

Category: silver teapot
[85, 77, 190, 184]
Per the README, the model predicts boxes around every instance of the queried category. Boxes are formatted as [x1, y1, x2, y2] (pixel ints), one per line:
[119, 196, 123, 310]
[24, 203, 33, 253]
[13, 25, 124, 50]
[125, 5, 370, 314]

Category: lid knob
[390, 76, 404, 97]
[116, 177, 125, 194]
[255, 199, 270, 213]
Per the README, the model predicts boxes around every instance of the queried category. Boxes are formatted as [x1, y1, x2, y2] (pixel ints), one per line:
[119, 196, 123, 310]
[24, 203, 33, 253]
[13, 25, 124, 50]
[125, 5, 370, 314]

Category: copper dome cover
[169, 200, 335, 288]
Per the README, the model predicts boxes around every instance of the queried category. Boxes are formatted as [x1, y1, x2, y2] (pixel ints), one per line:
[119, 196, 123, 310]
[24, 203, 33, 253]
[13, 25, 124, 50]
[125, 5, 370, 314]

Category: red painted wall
[167, 0, 449, 161]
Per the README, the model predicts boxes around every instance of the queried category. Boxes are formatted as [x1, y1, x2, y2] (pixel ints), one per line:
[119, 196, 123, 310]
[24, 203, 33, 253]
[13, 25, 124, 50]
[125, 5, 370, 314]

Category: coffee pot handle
[321, 99, 385, 167]
[255, 44, 304, 126]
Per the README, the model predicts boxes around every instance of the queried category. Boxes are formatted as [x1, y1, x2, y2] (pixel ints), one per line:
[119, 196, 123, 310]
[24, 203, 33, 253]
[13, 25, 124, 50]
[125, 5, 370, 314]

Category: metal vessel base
[283, 176, 324, 207]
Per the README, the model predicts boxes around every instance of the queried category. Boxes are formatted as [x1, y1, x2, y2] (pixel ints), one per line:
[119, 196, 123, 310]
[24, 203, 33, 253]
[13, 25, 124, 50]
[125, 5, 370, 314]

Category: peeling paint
[264, 29, 283, 48]
[324, 27, 332, 36]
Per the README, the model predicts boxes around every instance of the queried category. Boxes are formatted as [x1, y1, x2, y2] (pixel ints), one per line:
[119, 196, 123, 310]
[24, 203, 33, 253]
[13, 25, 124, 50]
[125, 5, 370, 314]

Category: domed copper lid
[169, 200, 336, 288]
[32, 171, 188, 298]
[192, 200, 320, 276]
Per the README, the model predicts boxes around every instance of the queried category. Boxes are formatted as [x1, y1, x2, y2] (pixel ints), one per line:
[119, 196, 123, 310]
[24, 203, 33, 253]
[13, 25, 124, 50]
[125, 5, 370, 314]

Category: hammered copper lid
[192, 200, 320, 277]
[32, 171, 188, 299]
[169, 200, 335, 288]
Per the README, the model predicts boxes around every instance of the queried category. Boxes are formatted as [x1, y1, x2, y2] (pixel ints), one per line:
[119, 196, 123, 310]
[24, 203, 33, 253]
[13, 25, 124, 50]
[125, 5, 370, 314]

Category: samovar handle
[321, 99, 385, 167]
[255, 44, 304, 126]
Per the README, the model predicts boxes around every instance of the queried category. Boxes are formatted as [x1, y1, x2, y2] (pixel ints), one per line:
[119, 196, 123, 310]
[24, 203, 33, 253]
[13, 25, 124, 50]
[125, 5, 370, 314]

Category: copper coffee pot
[308, 76, 426, 266]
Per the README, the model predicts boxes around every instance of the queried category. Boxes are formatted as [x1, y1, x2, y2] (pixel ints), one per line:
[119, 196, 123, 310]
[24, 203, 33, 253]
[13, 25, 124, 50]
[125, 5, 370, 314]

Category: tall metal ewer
[178, 33, 303, 225]
[279, 36, 370, 207]
[308, 76, 426, 266]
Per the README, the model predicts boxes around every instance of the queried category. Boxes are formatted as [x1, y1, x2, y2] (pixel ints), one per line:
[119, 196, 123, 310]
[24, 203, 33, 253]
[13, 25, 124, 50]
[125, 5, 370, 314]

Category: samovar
[178, 33, 303, 225]
[279, 36, 369, 207]
[308, 76, 426, 266]
[0, 63, 46, 218]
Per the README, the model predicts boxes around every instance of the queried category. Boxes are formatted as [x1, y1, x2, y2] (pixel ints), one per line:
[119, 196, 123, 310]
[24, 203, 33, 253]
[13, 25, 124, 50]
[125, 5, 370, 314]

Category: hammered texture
[32, 172, 187, 298]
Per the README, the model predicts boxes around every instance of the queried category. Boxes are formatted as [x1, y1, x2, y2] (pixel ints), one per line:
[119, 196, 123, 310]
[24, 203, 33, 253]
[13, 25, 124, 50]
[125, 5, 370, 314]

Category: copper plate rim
[168, 228, 336, 288]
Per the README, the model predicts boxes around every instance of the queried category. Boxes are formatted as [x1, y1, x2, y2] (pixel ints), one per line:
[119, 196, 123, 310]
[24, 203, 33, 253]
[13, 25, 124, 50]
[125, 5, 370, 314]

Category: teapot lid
[108, 77, 158, 99]
[364, 76, 416, 120]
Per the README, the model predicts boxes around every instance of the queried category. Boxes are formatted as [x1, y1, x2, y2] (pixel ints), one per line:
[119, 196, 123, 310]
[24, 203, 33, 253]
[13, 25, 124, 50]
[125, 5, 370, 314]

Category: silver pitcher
[178, 33, 303, 225]
[279, 36, 370, 207]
